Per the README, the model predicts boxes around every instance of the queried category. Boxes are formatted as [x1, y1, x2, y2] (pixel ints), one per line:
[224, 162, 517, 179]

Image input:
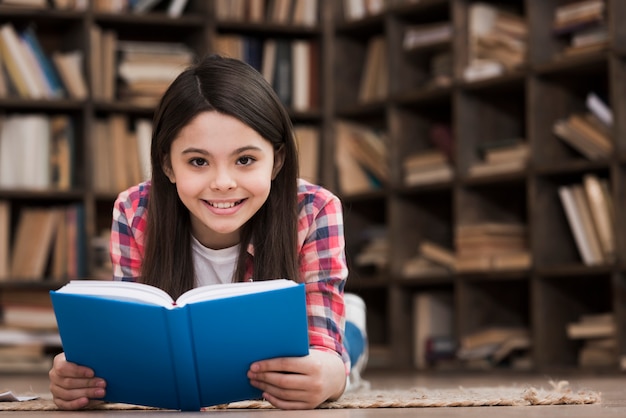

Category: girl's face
[165, 111, 284, 249]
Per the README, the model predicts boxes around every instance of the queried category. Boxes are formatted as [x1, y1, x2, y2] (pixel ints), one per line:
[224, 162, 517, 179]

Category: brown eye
[190, 158, 208, 167]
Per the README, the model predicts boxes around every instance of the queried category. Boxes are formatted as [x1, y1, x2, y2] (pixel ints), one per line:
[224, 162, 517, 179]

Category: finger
[248, 369, 309, 392]
[52, 353, 95, 379]
[250, 356, 306, 374]
[52, 395, 91, 410]
[261, 391, 315, 410]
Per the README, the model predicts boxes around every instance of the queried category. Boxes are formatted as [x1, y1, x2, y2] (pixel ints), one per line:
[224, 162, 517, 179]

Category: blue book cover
[20, 25, 65, 98]
[50, 279, 309, 411]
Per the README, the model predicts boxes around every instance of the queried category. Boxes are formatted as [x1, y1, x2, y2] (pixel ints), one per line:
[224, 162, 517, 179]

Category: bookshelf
[334, 0, 625, 372]
[1, 0, 625, 374]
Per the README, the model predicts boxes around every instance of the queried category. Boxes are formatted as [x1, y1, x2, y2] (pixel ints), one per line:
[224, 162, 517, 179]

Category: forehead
[171, 111, 270, 152]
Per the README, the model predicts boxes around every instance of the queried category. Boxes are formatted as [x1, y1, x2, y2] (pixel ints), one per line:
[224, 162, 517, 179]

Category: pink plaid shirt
[110, 179, 349, 369]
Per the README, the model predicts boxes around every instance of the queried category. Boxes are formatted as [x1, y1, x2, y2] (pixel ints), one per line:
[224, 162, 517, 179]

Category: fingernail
[95, 379, 106, 388]
[94, 388, 105, 397]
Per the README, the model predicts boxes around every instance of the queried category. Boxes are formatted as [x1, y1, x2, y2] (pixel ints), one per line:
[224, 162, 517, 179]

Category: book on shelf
[567, 113, 612, 153]
[358, 35, 388, 103]
[294, 125, 320, 184]
[49, 114, 75, 191]
[354, 235, 388, 271]
[50, 279, 309, 411]
[0, 200, 8, 280]
[166, 0, 189, 17]
[334, 120, 388, 195]
[418, 240, 456, 270]
[467, 158, 526, 178]
[116, 40, 193, 106]
[478, 140, 528, 164]
[9, 207, 59, 280]
[468, 140, 528, 177]
[401, 256, 449, 278]
[552, 0, 605, 35]
[412, 291, 453, 370]
[466, 2, 527, 77]
[90, 26, 117, 101]
[0, 22, 44, 99]
[342, 0, 384, 21]
[582, 174, 614, 262]
[558, 184, 604, 265]
[4, 204, 86, 281]
[91, 115, 152, 194]
[567, 312, 615, 340]
[454, 222, 529, 272]
[0, 0, 48, 8]
[553, 117, 611, 161]
[586, 91, 612, 127]
[0, 114, 54, 190]
[403, 22, 452, 51]
[291, 0, 319, 27]
[403, 149, 453, 186]
[20, 25, 65, 99]
[52, 50, 88, 100]
[460, 326, 529, 351]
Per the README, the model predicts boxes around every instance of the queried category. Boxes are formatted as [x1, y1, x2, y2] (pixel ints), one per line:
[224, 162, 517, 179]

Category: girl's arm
[248, 185, 350, 408]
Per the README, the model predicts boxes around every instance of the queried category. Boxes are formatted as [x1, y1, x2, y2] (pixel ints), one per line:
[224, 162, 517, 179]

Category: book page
[54, 279, 299, 308]
[176, 279, 298, 306]
[55, 280, 175, 308]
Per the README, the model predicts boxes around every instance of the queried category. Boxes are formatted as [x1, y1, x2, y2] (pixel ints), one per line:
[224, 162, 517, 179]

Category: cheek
[173, 173, 206, 198]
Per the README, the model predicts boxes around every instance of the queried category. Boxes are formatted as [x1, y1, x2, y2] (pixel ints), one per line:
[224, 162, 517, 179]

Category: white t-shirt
[191, 235, 239, 287]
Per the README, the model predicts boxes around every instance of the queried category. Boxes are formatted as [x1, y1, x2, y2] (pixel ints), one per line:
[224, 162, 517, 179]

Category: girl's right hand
[49, 352, 106, 410]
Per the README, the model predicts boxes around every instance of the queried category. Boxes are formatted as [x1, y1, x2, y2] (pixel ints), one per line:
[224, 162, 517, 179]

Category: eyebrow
[180, 145, 264, 156]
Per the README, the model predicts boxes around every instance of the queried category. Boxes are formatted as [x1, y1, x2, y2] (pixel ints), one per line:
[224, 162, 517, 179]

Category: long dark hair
[141, 55, 299, 299]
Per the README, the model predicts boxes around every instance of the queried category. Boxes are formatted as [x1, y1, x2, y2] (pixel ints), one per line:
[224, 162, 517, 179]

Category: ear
[163, 155, 176, 183]
[271, 145, 286, 180]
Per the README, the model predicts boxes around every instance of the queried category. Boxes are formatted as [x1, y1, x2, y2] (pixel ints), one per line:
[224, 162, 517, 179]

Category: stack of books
[464, 2, 527, 81]
[553, 0, 607, 57]
[553, 92, 613, 160]
[403, 149, 453, 186]
[116, 40, 194, 106]
[468, 139, 528, 178]
[454, 222, 530, 272]
[567, 312, 617, 368]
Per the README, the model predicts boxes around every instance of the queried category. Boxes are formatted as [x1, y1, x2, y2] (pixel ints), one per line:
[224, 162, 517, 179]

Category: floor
[1, 370, 625, 417]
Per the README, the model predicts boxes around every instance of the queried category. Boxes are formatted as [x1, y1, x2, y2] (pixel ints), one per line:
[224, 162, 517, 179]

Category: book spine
[165, 308, 201, 411]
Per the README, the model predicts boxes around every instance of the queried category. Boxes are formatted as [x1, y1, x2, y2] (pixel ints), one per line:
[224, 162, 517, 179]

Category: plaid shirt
[111, 179, 350, 370]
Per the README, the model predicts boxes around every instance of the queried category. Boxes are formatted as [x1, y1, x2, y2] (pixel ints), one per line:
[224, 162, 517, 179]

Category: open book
[50, 279, 309, 411]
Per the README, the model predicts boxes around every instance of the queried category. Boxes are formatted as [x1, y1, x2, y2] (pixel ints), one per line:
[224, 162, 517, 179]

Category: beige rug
[0, 381, 600, 411]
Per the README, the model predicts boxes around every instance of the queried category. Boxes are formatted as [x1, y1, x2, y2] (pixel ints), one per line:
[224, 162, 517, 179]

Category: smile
[206, 199, 244, 209]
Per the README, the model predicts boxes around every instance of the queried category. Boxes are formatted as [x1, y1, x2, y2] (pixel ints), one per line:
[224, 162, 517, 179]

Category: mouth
[205, 199, 245, 209]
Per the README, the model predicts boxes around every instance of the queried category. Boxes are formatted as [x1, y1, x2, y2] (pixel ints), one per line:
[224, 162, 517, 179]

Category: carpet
[0, 381, 600, 411]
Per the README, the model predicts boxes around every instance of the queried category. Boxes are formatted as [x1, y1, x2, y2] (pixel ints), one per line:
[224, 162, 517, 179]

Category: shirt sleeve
[110, 184, 148, 282]
[298, 188, 350, 372]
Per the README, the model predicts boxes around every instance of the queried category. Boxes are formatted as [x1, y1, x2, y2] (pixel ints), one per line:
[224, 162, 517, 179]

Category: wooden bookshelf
[333, 0, 625, 372]
[1, 0, 625, 374]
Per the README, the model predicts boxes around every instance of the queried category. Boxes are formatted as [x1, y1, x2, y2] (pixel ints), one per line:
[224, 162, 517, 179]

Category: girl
[49, 54, 353, 410]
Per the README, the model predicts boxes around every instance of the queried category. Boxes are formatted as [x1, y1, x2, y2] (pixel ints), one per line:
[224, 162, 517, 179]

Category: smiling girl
[49, 54, 355, 410]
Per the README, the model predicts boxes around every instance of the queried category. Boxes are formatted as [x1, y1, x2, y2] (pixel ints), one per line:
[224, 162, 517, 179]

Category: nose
[210, 166, 236, 190]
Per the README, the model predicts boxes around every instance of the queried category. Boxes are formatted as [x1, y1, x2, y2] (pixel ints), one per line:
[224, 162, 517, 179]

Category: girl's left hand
[247, 348, 346, 410]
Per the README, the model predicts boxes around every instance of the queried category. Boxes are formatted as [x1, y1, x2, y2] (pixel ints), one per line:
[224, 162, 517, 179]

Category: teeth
[209, 201, 238, 209]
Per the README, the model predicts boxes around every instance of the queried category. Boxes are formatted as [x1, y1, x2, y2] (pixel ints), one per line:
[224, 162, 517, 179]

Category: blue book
[50, 279, 309, 411]
[20, 26, 65, 98]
